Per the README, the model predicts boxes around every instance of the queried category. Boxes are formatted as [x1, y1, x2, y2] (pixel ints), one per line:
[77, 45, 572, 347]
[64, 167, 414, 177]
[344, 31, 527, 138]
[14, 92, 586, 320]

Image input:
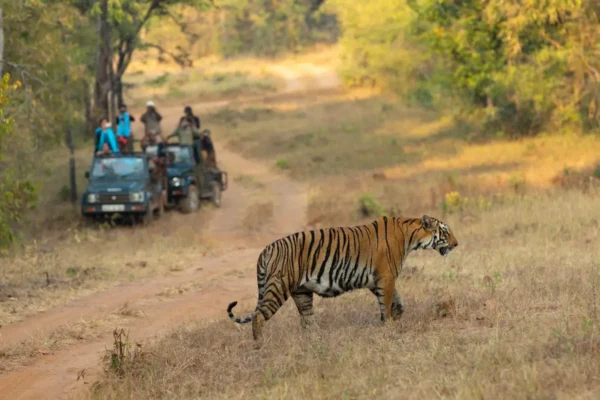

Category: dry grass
[0, 211, 218, 325]
[206, 86, 600, 230]
[209, 89, 600, 186]
[86, 188, 600, 399]
[123, 44, 340, 109]
[0, 313, 128, 373]
[124, 70, 281, 109]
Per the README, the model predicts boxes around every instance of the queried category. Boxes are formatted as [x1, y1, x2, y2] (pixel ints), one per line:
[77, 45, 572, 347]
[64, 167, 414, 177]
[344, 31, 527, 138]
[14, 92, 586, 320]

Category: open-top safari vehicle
[80, 152, 167, 224]
[143, 132, 227, 213]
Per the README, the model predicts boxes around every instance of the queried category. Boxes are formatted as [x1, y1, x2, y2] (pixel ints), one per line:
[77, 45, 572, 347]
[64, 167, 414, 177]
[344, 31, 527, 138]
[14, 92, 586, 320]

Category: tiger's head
[418, 215, 458, 256]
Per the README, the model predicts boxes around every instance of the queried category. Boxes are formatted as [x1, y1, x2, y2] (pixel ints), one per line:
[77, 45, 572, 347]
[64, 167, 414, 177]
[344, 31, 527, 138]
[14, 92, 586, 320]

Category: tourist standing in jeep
[167, 115, 200, 145]
[140, 100, 164, 150]
[180, 106, 200, 129]
[115, 103, 135, 152]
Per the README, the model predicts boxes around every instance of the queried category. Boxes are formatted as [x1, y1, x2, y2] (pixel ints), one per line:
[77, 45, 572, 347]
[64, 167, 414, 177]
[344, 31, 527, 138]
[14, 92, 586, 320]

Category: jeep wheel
[211, 181, 221, 207]
[180, 185, 199, 213]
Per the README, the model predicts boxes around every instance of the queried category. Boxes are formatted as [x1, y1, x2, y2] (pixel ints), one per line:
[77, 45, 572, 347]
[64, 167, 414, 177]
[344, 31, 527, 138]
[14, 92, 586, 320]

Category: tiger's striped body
[227, 215, 458, 345]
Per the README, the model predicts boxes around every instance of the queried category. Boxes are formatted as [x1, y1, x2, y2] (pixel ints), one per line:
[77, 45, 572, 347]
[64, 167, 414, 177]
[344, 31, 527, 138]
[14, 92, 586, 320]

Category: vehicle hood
[86, 180, 145, 193]
[168, 164, 193, 178]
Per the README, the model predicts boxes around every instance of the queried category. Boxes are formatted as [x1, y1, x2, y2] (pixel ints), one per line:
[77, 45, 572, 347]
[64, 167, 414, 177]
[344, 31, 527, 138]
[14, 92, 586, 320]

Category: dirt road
[0, 63, 337, 400]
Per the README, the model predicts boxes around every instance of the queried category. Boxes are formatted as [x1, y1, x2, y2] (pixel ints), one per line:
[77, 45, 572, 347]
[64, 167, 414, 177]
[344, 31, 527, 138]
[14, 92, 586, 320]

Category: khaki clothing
[168, 122, 199, 145]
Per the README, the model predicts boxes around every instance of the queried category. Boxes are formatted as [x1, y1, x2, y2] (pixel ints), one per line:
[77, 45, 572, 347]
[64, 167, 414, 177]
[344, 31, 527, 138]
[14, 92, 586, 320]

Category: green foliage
[218, 0, 313, 56]
[357, 194, 385, 218]
[0, 75, 38, 251]
[275, 158, 290, 169]
[4, 0, 96, 146]
[142, 0, 337, 58]
[332, 0, 600, 138]
[440, 191, 492, 214]
[593, 164, 600, 180]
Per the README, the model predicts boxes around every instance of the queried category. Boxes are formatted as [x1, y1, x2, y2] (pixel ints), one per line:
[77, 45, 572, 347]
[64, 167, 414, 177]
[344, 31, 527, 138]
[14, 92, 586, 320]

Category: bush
[275, 158, 290, 169]
[357, 194, 386, 218]
[440, 191, 492, 214]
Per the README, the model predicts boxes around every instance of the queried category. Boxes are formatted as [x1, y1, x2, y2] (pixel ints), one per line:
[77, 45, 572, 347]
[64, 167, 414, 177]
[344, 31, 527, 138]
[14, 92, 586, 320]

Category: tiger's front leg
[391, 289, 404, 320]
[370, 277, 396, 322]
[371, 287, 404, 321]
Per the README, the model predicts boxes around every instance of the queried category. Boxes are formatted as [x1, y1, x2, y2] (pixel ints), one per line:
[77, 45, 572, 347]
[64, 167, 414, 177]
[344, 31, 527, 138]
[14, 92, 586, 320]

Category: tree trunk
[115, 76, 124, 107]
[94, 0, 111, 120]
[61, 23, 77, 204]
[0, 8, 4, 76]
[83, 79, 94, 136]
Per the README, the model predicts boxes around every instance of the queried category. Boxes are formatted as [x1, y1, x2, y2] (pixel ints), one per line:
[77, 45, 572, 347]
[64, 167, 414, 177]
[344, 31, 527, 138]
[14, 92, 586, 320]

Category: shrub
[275, 158, 290, 169]
[357, 194, 386, 218]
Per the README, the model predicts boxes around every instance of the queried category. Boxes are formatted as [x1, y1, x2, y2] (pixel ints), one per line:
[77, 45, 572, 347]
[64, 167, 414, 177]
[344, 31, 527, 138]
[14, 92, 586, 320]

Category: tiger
[227, 215, 458, 346]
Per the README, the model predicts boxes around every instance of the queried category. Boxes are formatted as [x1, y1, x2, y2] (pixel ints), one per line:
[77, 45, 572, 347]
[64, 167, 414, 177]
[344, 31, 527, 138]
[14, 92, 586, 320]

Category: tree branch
[142, 42, 192, 67]
[0, 61, 46, 87]
[164, 9, 200, 42]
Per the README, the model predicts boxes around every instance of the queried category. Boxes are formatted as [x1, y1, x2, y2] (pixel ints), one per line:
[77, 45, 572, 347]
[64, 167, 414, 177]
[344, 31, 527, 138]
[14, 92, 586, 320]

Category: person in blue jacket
[95, 117, 118, 155]
[115, 103, 135, 152]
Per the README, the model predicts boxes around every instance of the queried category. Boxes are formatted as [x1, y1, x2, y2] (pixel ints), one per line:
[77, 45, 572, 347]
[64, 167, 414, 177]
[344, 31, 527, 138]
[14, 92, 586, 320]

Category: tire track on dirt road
[0, 63, 339, 400]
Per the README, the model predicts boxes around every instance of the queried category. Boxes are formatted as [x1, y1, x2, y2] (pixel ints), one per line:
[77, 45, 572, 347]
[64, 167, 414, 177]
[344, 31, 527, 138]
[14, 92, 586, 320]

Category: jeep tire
[211, 181, 221, 207]
[180, 184, 199, 213]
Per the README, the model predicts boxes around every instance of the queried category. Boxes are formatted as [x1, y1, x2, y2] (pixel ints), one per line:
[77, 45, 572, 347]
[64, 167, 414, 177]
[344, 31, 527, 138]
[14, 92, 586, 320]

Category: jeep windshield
[166, 146, 193, 166]
[90, 157, 147, 181]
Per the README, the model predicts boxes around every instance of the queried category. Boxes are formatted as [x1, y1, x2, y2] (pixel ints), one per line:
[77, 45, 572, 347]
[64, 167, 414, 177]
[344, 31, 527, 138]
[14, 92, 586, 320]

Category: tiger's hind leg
[292, 287, 315, 328]
[252, 277, 290, 349]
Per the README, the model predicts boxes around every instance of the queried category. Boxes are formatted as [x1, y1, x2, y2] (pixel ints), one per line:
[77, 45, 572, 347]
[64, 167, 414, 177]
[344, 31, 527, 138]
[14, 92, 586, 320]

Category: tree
[90, 0, 211, 120]
[0, 7, 4, 76]
[0, 73, 37, 251]
[332, 0, 600, 137]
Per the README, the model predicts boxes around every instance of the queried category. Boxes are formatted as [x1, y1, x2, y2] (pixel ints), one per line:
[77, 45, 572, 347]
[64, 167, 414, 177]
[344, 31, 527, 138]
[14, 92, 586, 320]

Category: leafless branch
[164, 9, 201, 42]
[0, 60, 46, 87]
[142, 42, 192, 68]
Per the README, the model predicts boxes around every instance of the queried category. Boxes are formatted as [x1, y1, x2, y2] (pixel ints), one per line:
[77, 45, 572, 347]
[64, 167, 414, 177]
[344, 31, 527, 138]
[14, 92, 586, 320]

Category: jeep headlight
[129, 192, 145, 202]
[172, 177, 181, 187]
[87, 193, 99, 203]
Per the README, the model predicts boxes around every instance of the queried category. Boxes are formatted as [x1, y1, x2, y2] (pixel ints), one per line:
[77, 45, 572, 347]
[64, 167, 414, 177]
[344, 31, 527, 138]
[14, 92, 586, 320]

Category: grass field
[81, 56, 600, 398]
[122, 45, 340, 108]
[205, 87, 600, 226]
[4, 45, 600, 398]
[87, 189, 600, 399]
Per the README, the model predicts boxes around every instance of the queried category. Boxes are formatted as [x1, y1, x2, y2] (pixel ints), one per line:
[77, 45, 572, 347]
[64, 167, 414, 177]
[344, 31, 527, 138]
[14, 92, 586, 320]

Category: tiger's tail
[227, 301, 255, 324]
[227, 244, 272, 324]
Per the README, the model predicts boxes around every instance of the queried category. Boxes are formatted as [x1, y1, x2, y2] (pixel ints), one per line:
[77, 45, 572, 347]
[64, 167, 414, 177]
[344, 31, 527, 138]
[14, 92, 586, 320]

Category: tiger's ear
[421, 215, 435, 231]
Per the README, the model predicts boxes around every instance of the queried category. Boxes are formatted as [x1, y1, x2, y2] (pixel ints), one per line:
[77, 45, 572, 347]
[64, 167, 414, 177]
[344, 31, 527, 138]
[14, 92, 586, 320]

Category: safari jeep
[157, 140, 227, 213]
[81, 153, 166, 224]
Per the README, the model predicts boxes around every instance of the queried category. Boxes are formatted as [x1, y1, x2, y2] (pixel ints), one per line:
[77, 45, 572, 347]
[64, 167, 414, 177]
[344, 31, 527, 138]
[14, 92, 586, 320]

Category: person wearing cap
[115, 103, 135, 152]
[180, 106, 200, 130]
[140, 100, 164, 149]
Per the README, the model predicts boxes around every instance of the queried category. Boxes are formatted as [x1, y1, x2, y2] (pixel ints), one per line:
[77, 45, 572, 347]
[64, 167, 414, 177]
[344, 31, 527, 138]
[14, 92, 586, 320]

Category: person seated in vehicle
[167, 115, 199, 145]
[115, 103, 135, 152]
[95, 117, 118, 155]
[140, 100, 164, 149]
[180, 106, 200, 129]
